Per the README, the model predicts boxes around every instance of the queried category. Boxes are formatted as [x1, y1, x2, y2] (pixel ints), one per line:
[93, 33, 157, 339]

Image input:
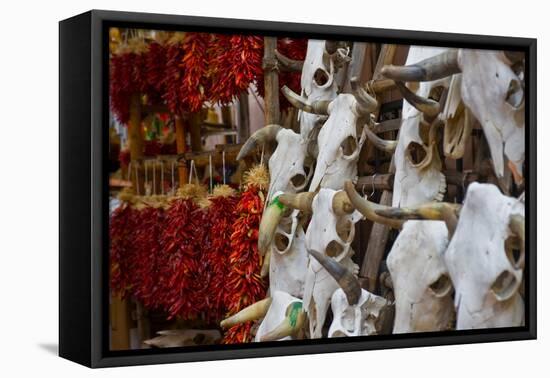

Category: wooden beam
[263, 37, 280, 124]
[356, 173, 394, 192]
[189, 112, 202, 152]
[372, 118, 401, 134]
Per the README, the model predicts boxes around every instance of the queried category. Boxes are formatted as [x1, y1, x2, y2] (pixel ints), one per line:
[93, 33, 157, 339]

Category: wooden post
[110, 294, 131, 350]
[175, 115, 188, 187]
[263, 36, 280, 125]
[237, 92, 250, 143]
[359, 44, 399, 293]
[189, 112, 203, 152]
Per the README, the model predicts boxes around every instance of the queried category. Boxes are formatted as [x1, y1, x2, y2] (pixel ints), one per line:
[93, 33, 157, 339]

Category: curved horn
[260, 302, 306, 342]
[381, 50, 460, 82]
[258, 196, 287, 256]
[374, 202, 461, 237]
[509, 214, 525, 269]
[363, 123, 397, 153]
[308, 250, 362, 305]
[343, 181, 404, 229]
[395, 81, 440, 117]
[274, 49, 304, 72]
[350, 77, 378, 116]
[278, 192, 315, 213]
[281, 86, 331, 115]
[332, 191, 355, 215]
[236, 124, 282, 161]
[260, 249, 271, 279]
[220, 297, 273, 329]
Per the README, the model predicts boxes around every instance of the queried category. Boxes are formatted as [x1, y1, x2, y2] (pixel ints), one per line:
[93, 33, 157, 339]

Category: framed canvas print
[59, 9, 536, 368]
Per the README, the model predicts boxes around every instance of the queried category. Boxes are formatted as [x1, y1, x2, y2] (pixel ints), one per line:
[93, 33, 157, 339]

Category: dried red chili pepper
[222, 183, 267, 343]
[109, 203, 137, 296]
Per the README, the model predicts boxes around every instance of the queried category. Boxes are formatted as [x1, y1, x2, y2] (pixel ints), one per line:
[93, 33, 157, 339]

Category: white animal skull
[387, 221, 455, 333]
[219, 292, 306, 342]
[280, 188, 362, 338]
[392, 47, 451, 208]
[458, 49, 525, 181]
[382, 48, 525, 183]
[342, 181, 457, 333]
[307, 249, 388, 337]
[269, 208, 308, 298]
[444, 182, 525, 329]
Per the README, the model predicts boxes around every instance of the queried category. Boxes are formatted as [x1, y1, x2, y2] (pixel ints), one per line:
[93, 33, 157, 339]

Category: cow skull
[375, 183, 525, 329]
[389, 47, 452, 208]
[282, 78, 379, 192]
[308, 250, 388, 337]
[382, 48, 525, 183]
[299, 39, 350, 152]
[444, 183, 524, 329]
[280, 188, 362, 338]
[220, 292, 306, 342]
[344, 181, 456, 333]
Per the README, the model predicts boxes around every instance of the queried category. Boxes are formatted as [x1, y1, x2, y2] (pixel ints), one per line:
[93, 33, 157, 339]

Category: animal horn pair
[308, 250, 362, 306]
[260, 301, 306, 342]
[281, 86, 332, 115]
[220, 297, 273, 329]
[278, 190, 354, 216]
[236, 124, 282, 161]
[274, 49, 304, 72]
[374, 202, 462, 238]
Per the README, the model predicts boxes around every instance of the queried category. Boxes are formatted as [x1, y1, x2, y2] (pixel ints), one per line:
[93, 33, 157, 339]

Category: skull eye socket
[491, 270, 520, 301]
[341, 136, 358, 157]
[274, 232, 290, 251]
[326, 240, 344, 257]
[313, 68, 330, 87]
[505, 235, 524, 269]
[505, 78, 524, 109]
[290, 173, 307, 189]
[406, 141, 428, 166]
[429, 274, 453, 298]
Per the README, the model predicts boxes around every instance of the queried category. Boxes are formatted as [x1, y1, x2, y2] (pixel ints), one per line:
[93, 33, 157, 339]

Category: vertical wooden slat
[237, 92, 250, 143]
[175, 115, 188, 188]
[263, 37, 280, 125]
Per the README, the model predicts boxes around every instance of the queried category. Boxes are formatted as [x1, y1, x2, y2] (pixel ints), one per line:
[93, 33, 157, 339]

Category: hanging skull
[299, 39, 350, 154]
[237, 124, 312, 201]
[382, 48, 525, 184]
[280, 188, 362, 338]
[374, 183, 525, 329]
[308, 250, 388, 337]
[343, 181, 456, 333]
[282, 78, 379, 192]
[220, 292, 306, 342]
[268, 196, 309, 298]
[388, 47, 452, 208]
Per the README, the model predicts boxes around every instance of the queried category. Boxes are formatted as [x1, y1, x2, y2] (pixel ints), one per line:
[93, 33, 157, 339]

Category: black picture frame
[59, 9, 537, 368]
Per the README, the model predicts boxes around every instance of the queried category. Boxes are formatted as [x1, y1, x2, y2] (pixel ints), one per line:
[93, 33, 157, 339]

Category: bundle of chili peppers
[109, 201, 138, 296]
[222, 165, 269, 343]
[202, 186, 239, 323]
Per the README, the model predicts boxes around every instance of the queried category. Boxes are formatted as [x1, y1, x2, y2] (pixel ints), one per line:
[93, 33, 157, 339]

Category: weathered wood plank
[263, 37, 280, 125]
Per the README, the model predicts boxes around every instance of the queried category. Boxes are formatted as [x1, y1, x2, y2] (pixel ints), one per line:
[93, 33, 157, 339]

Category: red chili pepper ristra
[109, 203, 138, 296]
[222, 184, 267, 344]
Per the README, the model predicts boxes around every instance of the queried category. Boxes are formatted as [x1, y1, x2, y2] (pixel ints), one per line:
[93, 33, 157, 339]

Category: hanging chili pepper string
[222, 151, 226, 185]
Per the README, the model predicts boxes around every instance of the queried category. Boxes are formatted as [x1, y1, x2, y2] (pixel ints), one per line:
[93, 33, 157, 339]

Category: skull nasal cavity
[406, 142, 427, 165]
[341, 136, 357, 156]
[326, 240, 344, 257]
[291, 173, 306, 188]
[314, 68, 330, 87]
